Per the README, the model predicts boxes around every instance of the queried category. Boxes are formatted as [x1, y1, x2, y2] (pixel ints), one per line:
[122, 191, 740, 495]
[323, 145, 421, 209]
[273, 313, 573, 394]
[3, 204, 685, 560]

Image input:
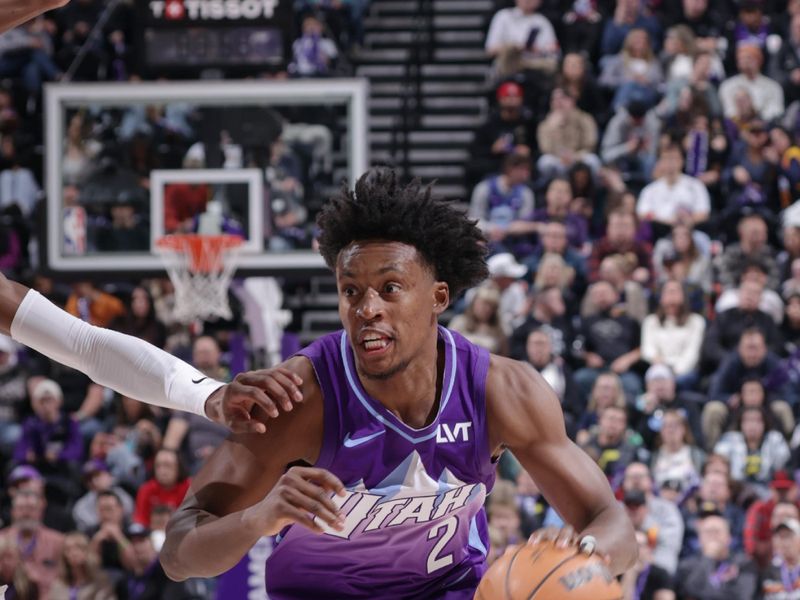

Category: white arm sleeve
[10, 290, 224, 418]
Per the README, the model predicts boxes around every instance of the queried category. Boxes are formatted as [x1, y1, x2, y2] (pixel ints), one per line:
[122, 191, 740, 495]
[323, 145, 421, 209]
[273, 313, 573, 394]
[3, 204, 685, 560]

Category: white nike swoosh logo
[343, 430, 386, 448]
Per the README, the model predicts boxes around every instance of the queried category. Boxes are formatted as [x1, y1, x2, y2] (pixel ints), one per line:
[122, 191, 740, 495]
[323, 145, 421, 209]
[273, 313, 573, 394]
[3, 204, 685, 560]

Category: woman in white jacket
[714, 406, 791, 496]
[641, 279, 705, 390]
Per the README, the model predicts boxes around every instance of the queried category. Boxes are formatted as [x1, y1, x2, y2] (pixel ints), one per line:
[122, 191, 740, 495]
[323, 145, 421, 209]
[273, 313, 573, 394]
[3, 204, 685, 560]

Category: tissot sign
[137, 0, 292, 74]
[148, 0, 280, 21]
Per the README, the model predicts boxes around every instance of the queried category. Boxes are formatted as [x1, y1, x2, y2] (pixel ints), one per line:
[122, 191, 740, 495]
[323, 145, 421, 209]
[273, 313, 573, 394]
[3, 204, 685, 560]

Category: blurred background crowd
[7, 0, 800, 598]
[468, 0, 800, 597]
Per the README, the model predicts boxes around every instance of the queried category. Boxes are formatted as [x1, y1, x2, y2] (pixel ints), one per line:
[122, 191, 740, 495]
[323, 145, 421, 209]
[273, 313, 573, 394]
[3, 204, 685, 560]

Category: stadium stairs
[294, 1, 491, 344]
[355, 0, 494, 200]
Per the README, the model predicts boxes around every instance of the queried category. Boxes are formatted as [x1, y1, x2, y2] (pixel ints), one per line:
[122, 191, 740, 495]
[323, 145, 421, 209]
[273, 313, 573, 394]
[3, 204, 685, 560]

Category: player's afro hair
[316, 168, 489, 300]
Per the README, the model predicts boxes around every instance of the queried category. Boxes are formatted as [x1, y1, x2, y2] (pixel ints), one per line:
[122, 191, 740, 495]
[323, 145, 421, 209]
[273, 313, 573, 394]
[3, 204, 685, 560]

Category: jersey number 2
[426, 516, 457, 573]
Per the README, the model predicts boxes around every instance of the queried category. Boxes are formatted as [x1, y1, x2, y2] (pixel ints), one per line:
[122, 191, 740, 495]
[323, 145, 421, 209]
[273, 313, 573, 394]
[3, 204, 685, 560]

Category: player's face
[336, 241, 448, 380]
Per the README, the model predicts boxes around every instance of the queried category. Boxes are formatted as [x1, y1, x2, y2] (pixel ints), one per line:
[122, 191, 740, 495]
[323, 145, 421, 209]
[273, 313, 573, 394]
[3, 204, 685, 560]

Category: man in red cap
[743, 470, 799, 568]
[497, 81, 523, 103]
[467, 80, 536, 188]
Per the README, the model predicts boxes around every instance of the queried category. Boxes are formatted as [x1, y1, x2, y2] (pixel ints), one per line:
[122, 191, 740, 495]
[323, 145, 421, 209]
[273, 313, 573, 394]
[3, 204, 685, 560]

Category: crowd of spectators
[469, 0, 800, 596]
[0, 262, 250, 598]
[14, 0, 800, 598]
[0, 0, 359, 281]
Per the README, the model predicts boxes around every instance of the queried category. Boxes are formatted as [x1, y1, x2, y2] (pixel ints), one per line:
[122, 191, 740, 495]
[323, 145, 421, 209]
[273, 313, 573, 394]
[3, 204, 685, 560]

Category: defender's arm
[1, 273, 300, 431]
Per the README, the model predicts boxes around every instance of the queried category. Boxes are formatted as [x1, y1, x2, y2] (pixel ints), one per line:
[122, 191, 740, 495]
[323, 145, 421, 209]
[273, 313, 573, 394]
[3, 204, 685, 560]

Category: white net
[155, 235, 243, 323]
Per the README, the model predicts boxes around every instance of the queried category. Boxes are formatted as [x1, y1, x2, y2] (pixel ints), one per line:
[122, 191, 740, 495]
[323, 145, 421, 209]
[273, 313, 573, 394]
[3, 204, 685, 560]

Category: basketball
[475, 542, 623, 600]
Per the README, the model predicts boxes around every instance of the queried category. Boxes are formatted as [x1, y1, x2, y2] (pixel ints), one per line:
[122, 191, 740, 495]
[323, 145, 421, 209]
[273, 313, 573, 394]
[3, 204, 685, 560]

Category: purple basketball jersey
[265, 326, 496, 599]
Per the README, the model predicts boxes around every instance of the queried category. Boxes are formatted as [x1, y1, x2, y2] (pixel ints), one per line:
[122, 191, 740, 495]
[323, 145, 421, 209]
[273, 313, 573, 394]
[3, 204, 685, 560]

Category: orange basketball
[475, 541, 623, 600]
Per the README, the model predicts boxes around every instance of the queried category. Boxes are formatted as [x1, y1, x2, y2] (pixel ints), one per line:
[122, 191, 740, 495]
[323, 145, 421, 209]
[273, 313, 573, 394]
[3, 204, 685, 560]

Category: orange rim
[156, 234, 244, 274]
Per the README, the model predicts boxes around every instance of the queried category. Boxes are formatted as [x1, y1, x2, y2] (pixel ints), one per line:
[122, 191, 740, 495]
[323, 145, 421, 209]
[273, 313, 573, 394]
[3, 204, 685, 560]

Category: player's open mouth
[361, 336, 392, 354]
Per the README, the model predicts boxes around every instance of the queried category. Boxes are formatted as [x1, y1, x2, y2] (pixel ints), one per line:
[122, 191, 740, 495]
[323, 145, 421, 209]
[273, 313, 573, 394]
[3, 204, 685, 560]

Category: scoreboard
[137, 0, 294, 75]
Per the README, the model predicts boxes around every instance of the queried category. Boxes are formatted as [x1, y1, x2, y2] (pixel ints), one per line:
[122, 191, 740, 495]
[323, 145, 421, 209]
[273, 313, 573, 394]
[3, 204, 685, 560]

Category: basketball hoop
[155, 234, 244, 323]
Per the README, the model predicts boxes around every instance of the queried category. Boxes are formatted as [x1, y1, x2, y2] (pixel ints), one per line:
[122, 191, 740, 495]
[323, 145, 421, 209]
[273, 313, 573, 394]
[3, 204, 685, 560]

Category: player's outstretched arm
[0, 271, 29, 333]
[0, 272, 301, 432]
[486, 356, 637, 575]
[161, 360, 345, 581]
[0, 0, 68, 34]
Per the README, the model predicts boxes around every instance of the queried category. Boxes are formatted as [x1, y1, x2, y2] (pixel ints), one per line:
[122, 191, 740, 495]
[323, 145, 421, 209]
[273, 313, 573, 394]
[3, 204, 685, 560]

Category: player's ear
[432, 283, 449, 315]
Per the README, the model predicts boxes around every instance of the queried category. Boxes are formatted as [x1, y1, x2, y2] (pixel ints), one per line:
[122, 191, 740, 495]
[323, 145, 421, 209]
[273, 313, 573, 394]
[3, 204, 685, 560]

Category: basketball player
[161, 171, 636, 597]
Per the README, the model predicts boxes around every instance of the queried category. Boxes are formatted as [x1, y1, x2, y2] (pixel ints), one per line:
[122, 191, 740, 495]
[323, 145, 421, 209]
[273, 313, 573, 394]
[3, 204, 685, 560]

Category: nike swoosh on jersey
[192, 376, 209, 384]
[343, 430, 386, 448]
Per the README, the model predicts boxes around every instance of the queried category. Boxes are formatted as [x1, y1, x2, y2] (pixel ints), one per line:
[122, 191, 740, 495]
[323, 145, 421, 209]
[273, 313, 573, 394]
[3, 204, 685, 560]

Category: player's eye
[342, 286, 357, 297]
[384, 283, 400, 293]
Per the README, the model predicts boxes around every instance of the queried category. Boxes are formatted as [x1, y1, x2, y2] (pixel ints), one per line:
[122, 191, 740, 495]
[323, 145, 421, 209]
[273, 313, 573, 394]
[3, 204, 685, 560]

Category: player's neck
[360, 338, 444, 429]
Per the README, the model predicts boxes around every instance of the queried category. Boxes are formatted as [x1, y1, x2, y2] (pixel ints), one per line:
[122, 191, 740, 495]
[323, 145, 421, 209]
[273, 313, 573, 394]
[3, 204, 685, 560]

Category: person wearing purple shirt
[531, 177, 589, 251]
[13, 378, 83, 471]
[160, 169, 636, 598]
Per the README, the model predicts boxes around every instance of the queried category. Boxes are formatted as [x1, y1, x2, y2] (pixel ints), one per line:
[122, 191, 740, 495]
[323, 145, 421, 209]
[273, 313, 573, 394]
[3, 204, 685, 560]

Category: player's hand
[205, 368, 305, 434]
[245, 466, 347, 536]
[529, 527, 610, 562]
[529, 525, 580, 550]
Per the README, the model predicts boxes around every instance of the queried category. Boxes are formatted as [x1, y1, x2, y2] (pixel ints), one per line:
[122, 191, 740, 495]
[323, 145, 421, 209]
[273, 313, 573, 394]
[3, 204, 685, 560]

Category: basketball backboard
[44, 79, 369, 277]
